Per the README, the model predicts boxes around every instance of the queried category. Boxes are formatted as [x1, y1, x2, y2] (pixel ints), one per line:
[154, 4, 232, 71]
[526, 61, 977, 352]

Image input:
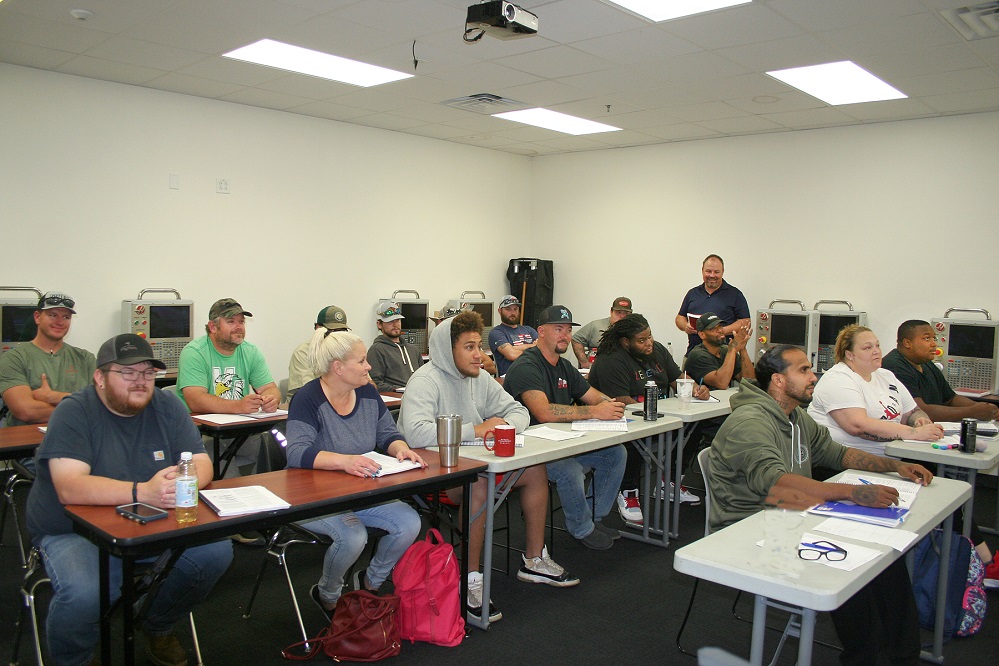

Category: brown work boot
[143, 631, 188, 666]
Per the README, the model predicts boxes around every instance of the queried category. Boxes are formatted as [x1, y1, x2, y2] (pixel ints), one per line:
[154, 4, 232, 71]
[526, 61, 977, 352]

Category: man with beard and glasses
[588, 313, 711, 523]
[488, 294, 537, 376]
[400, 311, 578, 624]
[368, 300, 424, 392]
[571, 296, 633, 369]
[708, 345, 933, 666]
[178, 298, 281, 479]
[504, 306, 627, 550]
[675, 254, 751, 355]
[26, 334, 232, 666]
[0, 291, 96, 427]
[684, 311, 755, 389]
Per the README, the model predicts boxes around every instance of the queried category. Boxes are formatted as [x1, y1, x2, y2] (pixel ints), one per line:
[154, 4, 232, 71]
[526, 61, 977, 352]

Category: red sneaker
[985, 559, 999, 590]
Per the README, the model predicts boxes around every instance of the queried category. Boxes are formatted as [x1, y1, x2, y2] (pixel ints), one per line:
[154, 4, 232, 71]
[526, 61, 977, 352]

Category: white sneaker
[664, 481, 701, 505]
[617, 489, 643, 525]
[517, 547, 580, 587]
[466, 572, 502, 622]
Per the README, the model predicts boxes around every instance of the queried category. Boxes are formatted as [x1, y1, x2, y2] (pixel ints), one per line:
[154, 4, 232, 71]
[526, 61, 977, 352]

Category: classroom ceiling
[3, 0, 999, 156]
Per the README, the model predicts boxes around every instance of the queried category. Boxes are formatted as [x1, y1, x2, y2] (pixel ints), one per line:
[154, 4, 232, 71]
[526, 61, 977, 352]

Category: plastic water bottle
[175, 452, 198, 524]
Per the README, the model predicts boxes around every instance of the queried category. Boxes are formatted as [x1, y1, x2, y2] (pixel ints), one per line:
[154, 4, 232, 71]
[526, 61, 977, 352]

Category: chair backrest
[278, 378, 289, 403]
[161, 384, 179, 397]
[697, 447, 715, 537]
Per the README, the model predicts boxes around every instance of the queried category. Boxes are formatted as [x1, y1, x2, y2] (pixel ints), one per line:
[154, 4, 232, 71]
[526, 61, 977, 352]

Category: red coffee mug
[483, 424, 516, 457]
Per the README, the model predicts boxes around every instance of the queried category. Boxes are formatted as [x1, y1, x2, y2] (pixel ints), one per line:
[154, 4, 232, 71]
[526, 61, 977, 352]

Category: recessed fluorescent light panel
[767, 61, 907, 105]
[603, 0, 751, 22]
[492, 108, 622, 135]
[222, 39, 413, 87]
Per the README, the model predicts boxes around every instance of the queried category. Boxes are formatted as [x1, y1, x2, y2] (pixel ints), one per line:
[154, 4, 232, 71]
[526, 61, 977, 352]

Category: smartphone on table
[116, 502, 168, 525]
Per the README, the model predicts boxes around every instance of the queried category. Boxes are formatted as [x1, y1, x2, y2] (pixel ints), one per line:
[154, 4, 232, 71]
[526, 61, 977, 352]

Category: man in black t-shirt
[504, 306, 627, 550]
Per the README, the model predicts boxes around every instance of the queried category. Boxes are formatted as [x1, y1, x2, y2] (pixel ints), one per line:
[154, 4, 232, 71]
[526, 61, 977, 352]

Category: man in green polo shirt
[0, 291, 96, 427]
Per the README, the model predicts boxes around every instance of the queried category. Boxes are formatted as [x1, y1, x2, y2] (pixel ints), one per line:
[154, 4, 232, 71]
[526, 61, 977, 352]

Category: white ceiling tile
[761, 106, 857, 129]
[570, 25, 701, 64]
[143, 72, 245, 98]
[285, 99, 376, 121]
[716, 34, 846, 72]
[916, 90, 999, 114]
[665, 101, 749, 122]
[609, 84, 708, 110]
[349, 112, 428, 130]
[404, 123, 479, 140]
[696, 115, 784, 134]
[558, 66, 669, 96]
[898, 67, 999, 97]
[725, 90, 826, 115]
[817, 11, 959, 58]
[683, 73, 791, 100]
[642, 123, 722, 141]
[253, 73, 360, 100]
[0, 41, 76, 69]
[531, 134, 610, 151]
[431, 61, 543, 89]
[497, 45, 614, 79]
[651, 50, 751, 85]
[492, 79, 591, 106]
[83, 37, 208, 71]
[218, 86, 314, 110]
[835, 97, 937, 121]
[178, 57, 288, 87]
[660, 3, 803, 50]
[528, 0, 646, 43]
[0, 12, 113, 54]
[768, 0, 927, 32]
[861, 43, 992, 80]
[56, 55, 164, 84]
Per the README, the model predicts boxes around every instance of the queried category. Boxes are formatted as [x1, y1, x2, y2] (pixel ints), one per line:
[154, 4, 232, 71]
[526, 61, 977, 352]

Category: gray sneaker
[517, 547, 580, 587]
[577, 527, 613, 550]
[592, 520, 621, 539]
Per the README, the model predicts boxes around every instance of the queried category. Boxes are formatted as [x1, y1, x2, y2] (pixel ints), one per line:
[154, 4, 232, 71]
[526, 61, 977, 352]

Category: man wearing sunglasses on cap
[368, 300, 424, 393]
[0, 291, 96, 427]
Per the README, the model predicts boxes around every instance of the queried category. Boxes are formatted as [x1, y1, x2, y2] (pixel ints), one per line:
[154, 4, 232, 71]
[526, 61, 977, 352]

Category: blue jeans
[546, 445, 627, 539]
[38, 533, 233, 666]
[301, 500, 421, 605]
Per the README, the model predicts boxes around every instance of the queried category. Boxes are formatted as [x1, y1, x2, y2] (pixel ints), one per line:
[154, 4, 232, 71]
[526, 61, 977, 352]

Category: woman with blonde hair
[808, 324, 943, 455]
[285, 328, 426, 618]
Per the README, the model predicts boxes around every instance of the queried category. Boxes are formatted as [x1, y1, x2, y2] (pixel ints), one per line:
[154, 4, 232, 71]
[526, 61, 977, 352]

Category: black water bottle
[644, 381, 658, 421]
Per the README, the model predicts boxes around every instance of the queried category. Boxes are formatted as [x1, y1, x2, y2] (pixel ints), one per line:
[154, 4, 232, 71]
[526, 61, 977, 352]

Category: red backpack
[393, 529, 465, 647]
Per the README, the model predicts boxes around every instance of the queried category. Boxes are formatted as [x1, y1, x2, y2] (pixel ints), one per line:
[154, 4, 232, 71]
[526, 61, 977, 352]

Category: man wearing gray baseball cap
[368, 300, 423, 392]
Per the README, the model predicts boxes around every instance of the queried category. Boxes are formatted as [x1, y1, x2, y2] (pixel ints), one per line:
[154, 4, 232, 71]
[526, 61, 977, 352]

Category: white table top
[657, 387, 738, 422]
[673, 472, 970, 611]
[446, 415, 682, 473]
[885, 437, 999, 471]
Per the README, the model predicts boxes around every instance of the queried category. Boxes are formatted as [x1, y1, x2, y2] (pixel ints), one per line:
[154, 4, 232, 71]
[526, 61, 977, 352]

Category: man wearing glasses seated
[26, 334, 232, 666]
[0, 291, 96, 427]
[708, 345, 934, 666]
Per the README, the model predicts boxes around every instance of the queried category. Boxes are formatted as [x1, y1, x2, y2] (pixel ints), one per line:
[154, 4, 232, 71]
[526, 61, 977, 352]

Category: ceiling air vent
[442, 93, 527, 114]
[941, 2, 999, 40]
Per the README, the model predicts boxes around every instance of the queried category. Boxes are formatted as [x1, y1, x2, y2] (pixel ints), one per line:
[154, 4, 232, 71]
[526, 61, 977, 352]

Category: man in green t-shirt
[0, 291, 96, 427]
[178, 298, 281, 479]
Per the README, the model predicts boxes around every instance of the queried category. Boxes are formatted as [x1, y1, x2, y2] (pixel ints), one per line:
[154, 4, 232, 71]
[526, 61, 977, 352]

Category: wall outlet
[216, 178, 230, 194]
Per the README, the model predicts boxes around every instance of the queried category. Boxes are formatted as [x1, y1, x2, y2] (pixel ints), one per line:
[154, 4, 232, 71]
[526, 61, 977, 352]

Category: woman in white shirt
[808, 325, 943, 455]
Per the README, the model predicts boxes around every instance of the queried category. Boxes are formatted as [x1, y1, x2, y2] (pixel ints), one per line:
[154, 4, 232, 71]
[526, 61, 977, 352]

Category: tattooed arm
[518, 389, 625, 423]
[828, 407, 943, 443]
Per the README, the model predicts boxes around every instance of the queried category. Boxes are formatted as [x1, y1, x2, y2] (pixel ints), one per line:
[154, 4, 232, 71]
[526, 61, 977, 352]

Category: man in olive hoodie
[709, 345, 933, 666]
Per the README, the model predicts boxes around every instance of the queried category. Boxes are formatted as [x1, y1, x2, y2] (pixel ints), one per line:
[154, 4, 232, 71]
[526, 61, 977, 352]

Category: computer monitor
[397, 301, 430, 356]
[816, 312, 868, 373]
[121, 300, 195, 370]
[932, 318, 999, 394]
[754, 309, 821, 369]
[0, 300, 39, 356]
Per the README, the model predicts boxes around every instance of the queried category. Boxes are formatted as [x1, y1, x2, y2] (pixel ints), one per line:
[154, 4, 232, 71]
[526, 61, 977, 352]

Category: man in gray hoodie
[400, 311, 579, 624]
[709, 345, 932, 666]
[367, 300, 423, 392]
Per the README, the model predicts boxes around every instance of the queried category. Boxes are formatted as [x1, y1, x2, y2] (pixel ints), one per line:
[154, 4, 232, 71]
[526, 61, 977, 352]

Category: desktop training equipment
[755, 300, 820, 370]
[0, 287, 42, 357]
[121, 288, 194, 370]
[390, 289, 430, 356]
[814, 300, 867, 375]
[932, 308, 999, 396]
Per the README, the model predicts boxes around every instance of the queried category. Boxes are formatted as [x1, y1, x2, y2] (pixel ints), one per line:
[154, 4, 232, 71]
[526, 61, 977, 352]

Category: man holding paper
[504, 305, 627, 550]
[708, 345, 933, 666]
[27, 334, 232, 666]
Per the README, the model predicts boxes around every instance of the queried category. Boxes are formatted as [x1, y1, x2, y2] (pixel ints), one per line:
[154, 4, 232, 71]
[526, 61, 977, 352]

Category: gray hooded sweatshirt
[399, 316, 529, 447]
[707, 378, 847, 531]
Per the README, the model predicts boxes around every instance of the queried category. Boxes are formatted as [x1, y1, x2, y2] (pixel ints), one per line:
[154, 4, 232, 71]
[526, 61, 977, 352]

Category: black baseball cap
[696, 312, 723, 332]
[536, 305, 579, 327]
[96, 334, 166, 369]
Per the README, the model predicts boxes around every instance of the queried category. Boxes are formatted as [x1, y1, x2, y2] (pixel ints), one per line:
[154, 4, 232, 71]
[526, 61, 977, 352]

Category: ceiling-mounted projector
[466, 1, 539, 40]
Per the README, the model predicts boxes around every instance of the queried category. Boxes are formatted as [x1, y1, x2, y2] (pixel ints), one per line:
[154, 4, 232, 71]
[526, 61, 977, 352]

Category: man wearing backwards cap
[0, 291, 96, 427]
[26, 334, 232, 666]
[683, 311, 755, 390]
[177, 298, 281, 476]
[287, 305, 350, 403]
[368, 300, 424, 392]
[488, 295, 537, 376]
[571, 296, 634, 369]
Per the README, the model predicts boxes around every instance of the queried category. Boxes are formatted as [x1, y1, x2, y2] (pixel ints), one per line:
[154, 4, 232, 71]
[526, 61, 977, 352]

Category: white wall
[1, 64, 531, 373]
[531, 111, 999, 358]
